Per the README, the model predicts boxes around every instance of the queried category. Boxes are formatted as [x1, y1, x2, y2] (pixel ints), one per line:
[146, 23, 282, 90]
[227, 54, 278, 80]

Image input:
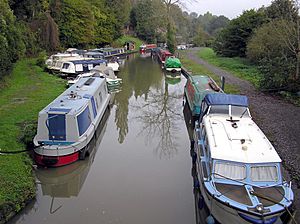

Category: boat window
[48, 114, 66, 140]
[231, 106, 250, 117]
[75, 64, 83, 72]
[209, 105, 229, 115]
[88, 64, 93, 70]
[77, 106, 91, 136]
[91, 96, 97, 118]
[99, 91, 103, 103]
[214, 162, 246, 180]
[251, 166, 278, 182]
[62, 63, 69, 69]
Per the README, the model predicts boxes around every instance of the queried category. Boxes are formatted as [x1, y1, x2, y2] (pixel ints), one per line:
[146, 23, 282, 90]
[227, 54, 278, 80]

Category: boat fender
[191, 150, 197, 163]
[206, 215, 215, 224]
[79, 146, 88, 160]
[190, 140, 195, 150]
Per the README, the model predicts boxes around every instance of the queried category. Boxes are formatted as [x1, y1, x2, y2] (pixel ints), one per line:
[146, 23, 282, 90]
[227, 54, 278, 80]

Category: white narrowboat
[45, 53, 82, 72]
[194, 93, 294, 224]
[33, 76, 110, 167]
[60, 59, 107, 76]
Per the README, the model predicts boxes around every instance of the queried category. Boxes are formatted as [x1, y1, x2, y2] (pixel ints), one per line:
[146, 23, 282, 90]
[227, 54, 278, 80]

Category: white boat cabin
[60, 59, 107, 76]
[35, 76, 110, 146]
[197, 93, 283, 185]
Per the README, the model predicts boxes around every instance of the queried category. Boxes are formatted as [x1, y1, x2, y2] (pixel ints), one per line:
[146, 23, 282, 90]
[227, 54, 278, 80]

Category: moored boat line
[34, 76, 111, 167]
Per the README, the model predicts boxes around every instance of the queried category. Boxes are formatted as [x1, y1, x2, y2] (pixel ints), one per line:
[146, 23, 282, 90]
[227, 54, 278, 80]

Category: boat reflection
[183, 102, 219, 224]
[35, 108, 110, 213]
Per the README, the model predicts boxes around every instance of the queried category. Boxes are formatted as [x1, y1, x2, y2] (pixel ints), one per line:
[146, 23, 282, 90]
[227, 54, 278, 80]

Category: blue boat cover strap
[204, 93, 248, 107]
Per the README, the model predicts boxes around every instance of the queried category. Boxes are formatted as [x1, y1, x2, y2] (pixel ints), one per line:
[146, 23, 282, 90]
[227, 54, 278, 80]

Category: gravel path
[187, 48, 300, 220]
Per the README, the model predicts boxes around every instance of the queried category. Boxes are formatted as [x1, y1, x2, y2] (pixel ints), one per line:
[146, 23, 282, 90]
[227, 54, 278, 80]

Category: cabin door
[83, 64, 89, 72]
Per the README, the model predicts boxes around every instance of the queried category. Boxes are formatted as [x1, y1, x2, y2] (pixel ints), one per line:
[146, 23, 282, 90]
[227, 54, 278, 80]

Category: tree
[213, 9, 266, 57]
[0, 0, 25, 79]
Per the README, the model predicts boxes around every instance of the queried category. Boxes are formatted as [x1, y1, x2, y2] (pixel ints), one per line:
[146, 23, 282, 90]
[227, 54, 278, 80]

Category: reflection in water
[114, 55, 162, 144]
[132, 73, 184, 159]
[35, 108, 110, 213]
[183, 102, 211, 224]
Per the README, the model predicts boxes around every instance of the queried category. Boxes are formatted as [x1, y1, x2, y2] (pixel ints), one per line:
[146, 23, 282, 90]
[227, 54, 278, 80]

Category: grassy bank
[179, 51, 240, 94]
[0, 59, 65, 223]
[112, 35, 143, 52]
[198, 48, 262, 88]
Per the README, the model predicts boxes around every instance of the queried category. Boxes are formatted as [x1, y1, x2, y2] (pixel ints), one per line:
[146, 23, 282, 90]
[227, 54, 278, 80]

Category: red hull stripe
[34, 152, 79, 167]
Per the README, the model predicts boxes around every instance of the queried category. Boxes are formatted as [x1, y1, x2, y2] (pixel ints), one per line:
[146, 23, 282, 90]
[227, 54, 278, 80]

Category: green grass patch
[112, 35, 143, 52]
[0, 59, 65, 221]
[179, 51, 240, 94]
[198, 48, 262, 88]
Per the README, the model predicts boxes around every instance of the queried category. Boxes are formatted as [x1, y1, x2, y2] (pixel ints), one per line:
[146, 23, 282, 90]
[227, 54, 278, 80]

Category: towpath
[186, 48, 300, 220]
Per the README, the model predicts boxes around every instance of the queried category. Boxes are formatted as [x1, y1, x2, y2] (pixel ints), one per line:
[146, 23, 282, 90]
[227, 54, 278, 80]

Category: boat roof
[40, 77, 106, 115]
[68, 59, 107, 64]
[204, 115, 281, 164]
[204, 93, 248, 107]
[84, 52, 104, 56]
[189, 75, 221, 93]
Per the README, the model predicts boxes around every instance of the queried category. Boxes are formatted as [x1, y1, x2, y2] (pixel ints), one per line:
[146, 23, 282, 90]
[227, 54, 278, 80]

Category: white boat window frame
[250, 165, 279, 182]
[213, 161, 247, 181]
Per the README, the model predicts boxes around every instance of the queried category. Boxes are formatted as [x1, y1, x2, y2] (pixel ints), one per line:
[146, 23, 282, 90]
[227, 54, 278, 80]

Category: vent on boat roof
[84, 78, 95, 86]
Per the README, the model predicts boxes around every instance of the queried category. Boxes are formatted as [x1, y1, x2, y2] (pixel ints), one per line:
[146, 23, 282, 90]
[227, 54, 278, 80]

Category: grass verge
[198, 48, 262, 88]
[179, 51, 240, 94]
[0, 59, 65, 223]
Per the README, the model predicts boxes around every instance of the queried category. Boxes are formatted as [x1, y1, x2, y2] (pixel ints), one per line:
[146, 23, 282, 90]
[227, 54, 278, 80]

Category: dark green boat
[184, 75, 222, 117]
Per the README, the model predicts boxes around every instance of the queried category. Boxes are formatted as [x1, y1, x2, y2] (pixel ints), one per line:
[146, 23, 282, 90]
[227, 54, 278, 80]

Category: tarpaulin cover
[165, 57, 182, 68]
[204, 93, 249, 106]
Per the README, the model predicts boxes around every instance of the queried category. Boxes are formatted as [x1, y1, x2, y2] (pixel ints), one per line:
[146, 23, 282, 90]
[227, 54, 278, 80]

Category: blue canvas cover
[204, 93, 248, 107]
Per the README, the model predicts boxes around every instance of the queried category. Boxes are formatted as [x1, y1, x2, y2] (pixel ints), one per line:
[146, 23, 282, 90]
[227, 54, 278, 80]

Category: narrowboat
[157, 49, 173, 64]
[139, 44, 157, 55]
[33, 76, 111, 167]
[83, 52, 120, 71]
[165, 56, 182, 73]
[91, 48, 126, 58]
[68, 65, 122, 89]
[193, 93, 294, 224]
[60, 59, 107, 76]
[45, 53, 82, 72]
[184, 75, 222, 118]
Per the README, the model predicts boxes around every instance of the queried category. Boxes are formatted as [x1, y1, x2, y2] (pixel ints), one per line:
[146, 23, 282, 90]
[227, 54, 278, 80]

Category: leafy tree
[166, 22, 176, 53]
[105, 0, 132, 36]
[213, 9, 266, 57]
[0, 0, 25, 79]
[131, 0, 167, 43]
[207, 16, 230, 36]
[57, 0, 95, 48]
[247, 20, 296, 90]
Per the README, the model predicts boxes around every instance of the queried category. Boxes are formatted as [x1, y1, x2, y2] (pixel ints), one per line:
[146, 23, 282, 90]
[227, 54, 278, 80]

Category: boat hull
[34, 151, 79, 167]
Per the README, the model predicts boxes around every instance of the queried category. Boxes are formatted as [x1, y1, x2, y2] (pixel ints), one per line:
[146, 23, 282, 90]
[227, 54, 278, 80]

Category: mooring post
[221, 76, 225, 91]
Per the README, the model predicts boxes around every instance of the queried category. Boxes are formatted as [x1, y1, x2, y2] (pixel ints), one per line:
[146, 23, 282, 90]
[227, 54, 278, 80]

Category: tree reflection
[114, 55, 162, 144]
[133, 76, 183, 159]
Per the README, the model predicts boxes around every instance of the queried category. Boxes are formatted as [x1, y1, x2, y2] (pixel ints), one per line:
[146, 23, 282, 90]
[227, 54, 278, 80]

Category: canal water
[10, 54, 208, 224]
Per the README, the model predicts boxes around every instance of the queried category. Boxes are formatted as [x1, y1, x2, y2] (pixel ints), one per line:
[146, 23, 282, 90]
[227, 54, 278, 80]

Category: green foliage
[0, 58, 66, 220]
[57, 0, 95, 48]
[213, 9, 266, 57]
[167, 23, 176, 54]
[112, 35, 143, 50]
[105, 0, 131, 36]
[247, 20, 299, 91]
[0, 0, 25, 80]
[131, 0, 167, 43]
